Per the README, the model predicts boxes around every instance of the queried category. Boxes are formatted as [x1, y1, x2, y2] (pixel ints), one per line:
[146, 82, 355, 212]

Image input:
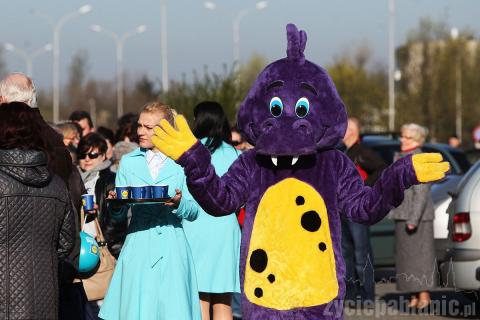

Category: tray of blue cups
[107, 185, 170, 205]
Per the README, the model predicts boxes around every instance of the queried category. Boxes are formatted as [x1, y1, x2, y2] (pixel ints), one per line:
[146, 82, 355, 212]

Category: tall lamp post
[91, 24, 147, 118]
[4, 43, 52, 77]
[388, 0, 396, 131]
[204, 1, 268, 70]
[451, 27, 462, 141]
[35, 4, 93, 123]
[160, 0, 169, 92]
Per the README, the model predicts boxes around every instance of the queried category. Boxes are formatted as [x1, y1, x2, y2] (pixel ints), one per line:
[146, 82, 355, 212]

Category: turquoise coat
[99, 148, 201, 320]
[182, 141, 241, 293]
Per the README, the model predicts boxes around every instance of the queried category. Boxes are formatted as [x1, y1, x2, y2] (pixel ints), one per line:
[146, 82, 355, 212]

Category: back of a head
[57, 121, 81, 138]
[0, 102, 47, 150]
[193, 101, 231, 153]
[69, 110, 93, 128]
[97, 126, 115, 143]
[0, 73, 37, 108]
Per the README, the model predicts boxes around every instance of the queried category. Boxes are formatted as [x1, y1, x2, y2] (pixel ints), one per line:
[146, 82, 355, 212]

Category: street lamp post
[91, 24, 147, 118]
[160, 0, 169, 92]
[204, 1, 268, 70]
[36, 4, 93, 123]
[388, 0, 396, 132]
[451, 27, 462, 141]
[4, 43, 52, 77]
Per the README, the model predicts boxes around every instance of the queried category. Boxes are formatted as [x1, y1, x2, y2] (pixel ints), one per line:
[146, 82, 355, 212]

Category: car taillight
[452, 212, 472, 242]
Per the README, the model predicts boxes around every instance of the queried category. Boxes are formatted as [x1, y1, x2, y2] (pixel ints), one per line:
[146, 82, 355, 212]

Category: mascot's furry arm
[153, 117, 447, 222]
[153, 23, 448, 320]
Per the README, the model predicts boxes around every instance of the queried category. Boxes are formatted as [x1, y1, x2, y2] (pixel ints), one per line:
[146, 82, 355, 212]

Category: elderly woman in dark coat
[389, 123, 436, 309]
[0, 102, 76, 319]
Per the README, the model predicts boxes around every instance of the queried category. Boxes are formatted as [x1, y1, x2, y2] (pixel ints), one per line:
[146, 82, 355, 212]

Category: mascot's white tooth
[292, 156, 299, 165]
[271, 156, 278, 166]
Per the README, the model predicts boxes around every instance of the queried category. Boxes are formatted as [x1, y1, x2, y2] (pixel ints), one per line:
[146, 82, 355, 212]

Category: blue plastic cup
[81, 194, 94, 211]
[115, 186, 130, 199]
[130, 186, 152, 199]
[152, 185, 169, 198]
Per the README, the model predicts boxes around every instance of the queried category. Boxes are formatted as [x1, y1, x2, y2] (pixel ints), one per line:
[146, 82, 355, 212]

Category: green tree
[327, 44, 387, 131]
[396, 17, 480, 144]
[65, 49, 89, 118]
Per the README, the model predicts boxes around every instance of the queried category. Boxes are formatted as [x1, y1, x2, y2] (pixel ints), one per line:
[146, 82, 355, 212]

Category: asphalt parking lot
[345, 269, 479, 319]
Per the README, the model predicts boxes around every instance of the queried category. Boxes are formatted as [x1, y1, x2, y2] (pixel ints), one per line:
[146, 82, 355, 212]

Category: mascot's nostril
[261, 119, 279, 134]
[293, 119, 312, 135]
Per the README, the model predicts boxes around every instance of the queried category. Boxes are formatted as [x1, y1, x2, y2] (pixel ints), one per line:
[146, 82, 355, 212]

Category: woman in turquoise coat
[99, 102, 201, 320]
[182, 102, 241, 320]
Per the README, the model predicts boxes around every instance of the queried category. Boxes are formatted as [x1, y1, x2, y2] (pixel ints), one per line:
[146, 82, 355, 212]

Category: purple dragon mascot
[152, 24, 449, 319]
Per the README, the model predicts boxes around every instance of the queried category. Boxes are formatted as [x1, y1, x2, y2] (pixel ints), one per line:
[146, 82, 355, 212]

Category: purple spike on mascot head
[237, 23, 347, 156]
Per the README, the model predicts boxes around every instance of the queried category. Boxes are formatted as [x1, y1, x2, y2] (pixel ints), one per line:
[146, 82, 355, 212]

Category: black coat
[346, 142, 387, 186]
[0, 149, 76, 320]
[95, 168, 127, 258]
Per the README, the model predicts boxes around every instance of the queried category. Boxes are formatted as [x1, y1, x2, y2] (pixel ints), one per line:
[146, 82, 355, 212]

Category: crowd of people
[0, 71, 449, 319]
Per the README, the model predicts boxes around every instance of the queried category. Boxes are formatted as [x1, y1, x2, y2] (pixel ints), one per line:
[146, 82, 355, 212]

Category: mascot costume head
[238, 24, 347, 157]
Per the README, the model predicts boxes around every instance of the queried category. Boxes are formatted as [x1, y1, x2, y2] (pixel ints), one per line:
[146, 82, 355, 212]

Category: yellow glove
[152, 115, 198, 161]
[412, 153, 450, 183]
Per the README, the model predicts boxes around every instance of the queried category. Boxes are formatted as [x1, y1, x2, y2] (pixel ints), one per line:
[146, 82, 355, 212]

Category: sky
[1, 0, 479, 90]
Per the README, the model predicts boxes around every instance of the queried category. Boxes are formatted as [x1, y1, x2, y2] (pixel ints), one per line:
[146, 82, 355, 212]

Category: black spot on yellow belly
[319, 242, 327, 252]
[267, 274, 276, 283]
[301, 210, 321, 232]
[250, 249, 268, 273]
[296, 196, 305, 205]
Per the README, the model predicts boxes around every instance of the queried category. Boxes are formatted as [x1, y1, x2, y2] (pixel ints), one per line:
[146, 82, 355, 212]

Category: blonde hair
[56, 121, 80, 138]
[401, 123, 428, 144]
[141, 101, 175, 126]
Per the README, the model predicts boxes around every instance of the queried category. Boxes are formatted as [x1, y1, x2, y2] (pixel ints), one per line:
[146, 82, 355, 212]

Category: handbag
[78, 209, 116, 301]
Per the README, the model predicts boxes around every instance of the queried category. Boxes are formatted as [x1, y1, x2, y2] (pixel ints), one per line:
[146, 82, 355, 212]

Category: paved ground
[234, 269, 479, 319]
[345, 269, 479, 319]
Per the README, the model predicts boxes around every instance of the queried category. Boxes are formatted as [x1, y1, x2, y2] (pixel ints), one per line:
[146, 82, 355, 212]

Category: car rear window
[449, 150, 471, 173]
[370, 145, 399, 165]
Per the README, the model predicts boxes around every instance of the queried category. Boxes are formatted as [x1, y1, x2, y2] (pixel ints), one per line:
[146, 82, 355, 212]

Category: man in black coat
[342, 118, 387, 307]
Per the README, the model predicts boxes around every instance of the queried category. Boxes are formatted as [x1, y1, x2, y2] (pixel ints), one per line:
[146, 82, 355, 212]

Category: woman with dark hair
[0, 102, 76, 319]
[183, 101, 241, 320]
[76, 133, 123, 256]
[114, 112, 139, 143]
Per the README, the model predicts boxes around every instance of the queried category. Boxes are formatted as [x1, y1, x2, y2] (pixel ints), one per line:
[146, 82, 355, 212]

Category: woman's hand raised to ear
[152, 115, 198, 161]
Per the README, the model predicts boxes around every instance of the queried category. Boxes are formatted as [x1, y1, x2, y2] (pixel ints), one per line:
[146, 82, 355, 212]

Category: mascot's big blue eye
[295, 97, 310, 118]
[269, 97, 284, 117]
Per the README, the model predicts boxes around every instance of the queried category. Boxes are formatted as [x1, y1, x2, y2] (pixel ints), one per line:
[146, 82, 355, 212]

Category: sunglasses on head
[78, 151, 102, 160]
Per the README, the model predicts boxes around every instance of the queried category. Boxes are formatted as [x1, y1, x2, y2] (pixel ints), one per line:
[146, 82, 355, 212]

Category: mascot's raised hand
[412, 153, 449, 182]
[152, 115, 197, 161]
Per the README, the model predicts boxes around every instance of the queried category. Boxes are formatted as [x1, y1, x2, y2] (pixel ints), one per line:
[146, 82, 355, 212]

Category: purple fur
[175, 23, 421, 319]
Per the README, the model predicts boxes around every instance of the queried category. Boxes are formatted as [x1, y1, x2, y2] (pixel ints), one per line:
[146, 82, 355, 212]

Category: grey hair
[401, 123, 429, 144]
[0, 73, 37, 108]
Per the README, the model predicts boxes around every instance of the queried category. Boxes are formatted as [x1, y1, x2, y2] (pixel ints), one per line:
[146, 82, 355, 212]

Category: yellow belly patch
[245, 178, 338, 310]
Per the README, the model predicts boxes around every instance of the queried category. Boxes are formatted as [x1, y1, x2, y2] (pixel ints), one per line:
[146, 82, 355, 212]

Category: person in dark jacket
[0, 102, 77, 319]
[77, 133, 124, 258]
[341, 117, 387, 307]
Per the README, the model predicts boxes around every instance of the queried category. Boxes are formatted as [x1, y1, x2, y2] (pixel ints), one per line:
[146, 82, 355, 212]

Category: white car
[440, 160, 480, 291]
